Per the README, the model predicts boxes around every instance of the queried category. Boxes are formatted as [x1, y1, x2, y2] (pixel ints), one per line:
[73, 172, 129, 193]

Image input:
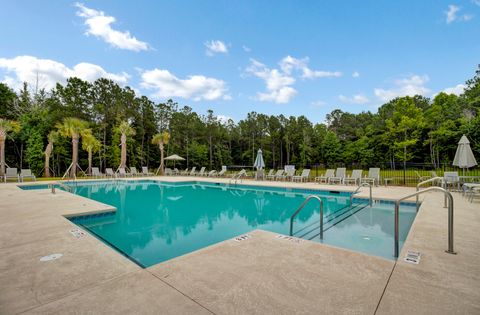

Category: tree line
[0, 66, 479, 177]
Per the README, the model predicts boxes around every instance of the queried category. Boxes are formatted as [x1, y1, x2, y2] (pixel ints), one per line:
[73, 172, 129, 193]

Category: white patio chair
[315, 169, 334, 184]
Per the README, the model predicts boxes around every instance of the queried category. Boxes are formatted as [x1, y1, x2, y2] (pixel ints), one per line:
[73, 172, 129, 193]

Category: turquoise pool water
[21, 180, 416, 266]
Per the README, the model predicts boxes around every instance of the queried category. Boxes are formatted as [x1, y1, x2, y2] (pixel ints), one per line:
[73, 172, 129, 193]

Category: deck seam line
[373, 260, 397, 314]
[148, 271, 217, 315]
[15, 270, 140, 315]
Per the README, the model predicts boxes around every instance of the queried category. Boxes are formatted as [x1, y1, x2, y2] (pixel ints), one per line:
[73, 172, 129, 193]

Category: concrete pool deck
[0, 176, 479, 314]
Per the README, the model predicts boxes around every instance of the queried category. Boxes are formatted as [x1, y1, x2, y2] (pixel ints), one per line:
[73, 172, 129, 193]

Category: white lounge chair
[141, 166, 153, 176]
[278, 168, 295, 181]
[361, 168, 380, 186]
[130, 167, 140, 176]
[197, 167, 206, 176]
[91, 167, 104, 178]
[315, 169, 334, 183]
[217, 166, 227, 177]
[20, 169, 36, 182]
[173, 168, 180, 175]
[443, 171, 460, 191]
[292, 169, 310, 182]
[189, 167, 197, 176]
[164, 168, 173, 175]
[232, 169, 247, 179]
[344, 169, 363, 185]
[117, 167, 131, 177]
[267, 169, 283, 180]
[207, 170, 217, 176]
[105, 168, 115, 178]
[329, 168, 346, 184]
[4, 168, 19, 183]
[266, 169, 274, 178]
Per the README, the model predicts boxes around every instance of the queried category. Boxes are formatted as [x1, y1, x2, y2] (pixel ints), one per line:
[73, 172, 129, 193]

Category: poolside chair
[443, 171, 460, 191]
[361, 168, 380, 186]
[105, 168, 115, 178]
[141, 166, 154, 176]
[292, 169, 310, 182]
[91, 167, 104, 178]
[4, 168, 19, 183]
[431, 170, 439, 178]
[20, 169, 36, 182]
[164, 168, 173, 176]
[117, 167, 130, 177]
[255, 169, 265, 180]
[232, 169, 247, 179]
[180, 168, 189, 175]
[197, 167, 206, 176]
[207, 170, 217, 177]
[266, 169, 274, 178]
[415, 170, 430, 182]
[329, 168, 346, 184]
[267, 169, 283, 180]
[217, 166, 227, 177]
[173, 168, 180, 175]
[278, 168, 295, 181]
[130, 167, 140, 176]
[315, 169, 334, 184]
[344, 169, 363, 185]
[189, 167, 197, 176]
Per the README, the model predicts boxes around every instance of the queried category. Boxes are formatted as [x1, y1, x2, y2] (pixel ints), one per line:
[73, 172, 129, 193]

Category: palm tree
[44, 130, 58, 177]
[56, 117, 89, 178]
[81, 131, 101, 175]
[152, 131, 170, 175]
[116, 121, 135, 169]
[0, 118, 21, 176]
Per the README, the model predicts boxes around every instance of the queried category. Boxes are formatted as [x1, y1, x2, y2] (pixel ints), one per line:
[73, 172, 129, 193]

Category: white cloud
[442, 84, 466, 95]
[445, 5, 473, 24]
[217, 115, 234, 124]
[473, 0, 480, 6]
[75, 2, 149, 51]
[204, 40, 228, 56]
[245, 59, 297, 104]
[245, 56, 341, 104]
[242, 45, 252, 53]
[140, 68, 229, 101]
[279, 56, 342, 79]
[0, 55, 129, 91]
[338, 94, 370, 104]
[310, 100, 327, 108]
[352, 71, 360, 78]
[374, 74, 430, 102]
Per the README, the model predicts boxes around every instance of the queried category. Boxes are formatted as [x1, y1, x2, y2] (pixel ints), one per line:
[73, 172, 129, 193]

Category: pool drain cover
[70, 228, 87, 239]
[40, 253, 63, 262]
[275, 235, 303, 244]
[404, 250, 421, 264]
[234, 234, 252, 242]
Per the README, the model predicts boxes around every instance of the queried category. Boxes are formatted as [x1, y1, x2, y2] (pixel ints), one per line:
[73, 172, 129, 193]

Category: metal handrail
[393, 186, 455, 258]
[350, 182, 373, 207]
[416, 177, 444, 211]
[290, 195, 324, 239]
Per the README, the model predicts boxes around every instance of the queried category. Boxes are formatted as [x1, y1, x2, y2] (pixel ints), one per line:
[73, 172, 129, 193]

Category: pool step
[293, 203, 369, 241]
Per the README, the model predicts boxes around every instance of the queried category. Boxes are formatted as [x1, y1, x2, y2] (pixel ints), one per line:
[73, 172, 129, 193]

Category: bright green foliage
[1, 65, 480, 177]
[25, 129, 44, 175]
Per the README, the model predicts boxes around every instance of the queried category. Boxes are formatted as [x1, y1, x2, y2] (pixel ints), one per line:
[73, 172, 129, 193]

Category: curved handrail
[350, 182, 373, 207]
[290, 195, 324, 239]
[393, 186, 455, 258]
[416, 176, 444, 211]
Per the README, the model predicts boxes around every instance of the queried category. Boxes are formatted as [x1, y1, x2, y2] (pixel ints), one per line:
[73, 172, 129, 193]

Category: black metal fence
[227, 162, 480, 187]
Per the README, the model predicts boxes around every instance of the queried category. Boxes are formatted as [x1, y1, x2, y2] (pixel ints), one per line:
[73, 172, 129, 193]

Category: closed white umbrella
[253, 149, 265, 170]
[453, 135, 477, 175]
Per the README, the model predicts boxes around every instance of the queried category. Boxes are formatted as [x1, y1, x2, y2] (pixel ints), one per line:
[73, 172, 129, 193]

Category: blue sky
[1, 1, 479, 123]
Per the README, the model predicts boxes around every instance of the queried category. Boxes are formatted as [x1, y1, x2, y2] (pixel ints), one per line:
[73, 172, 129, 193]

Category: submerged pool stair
[291, 202, 370, 241]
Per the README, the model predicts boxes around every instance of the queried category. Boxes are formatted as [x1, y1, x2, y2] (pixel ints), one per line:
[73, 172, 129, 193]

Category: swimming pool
[21, 180, 416, 267]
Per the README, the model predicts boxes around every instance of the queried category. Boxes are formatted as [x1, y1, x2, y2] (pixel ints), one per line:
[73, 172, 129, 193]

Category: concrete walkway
[0, 177, 478, 314]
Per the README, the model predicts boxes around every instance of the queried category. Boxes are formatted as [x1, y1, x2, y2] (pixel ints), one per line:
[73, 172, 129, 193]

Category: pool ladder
[393, 187, 455, 258]
[290, 195, 324, 239]
[350, 182, 373, 207]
